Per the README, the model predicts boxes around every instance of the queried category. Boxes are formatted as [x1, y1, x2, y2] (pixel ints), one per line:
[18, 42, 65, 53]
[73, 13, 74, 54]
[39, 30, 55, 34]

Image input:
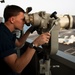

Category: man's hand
[33, 32, 50, 47]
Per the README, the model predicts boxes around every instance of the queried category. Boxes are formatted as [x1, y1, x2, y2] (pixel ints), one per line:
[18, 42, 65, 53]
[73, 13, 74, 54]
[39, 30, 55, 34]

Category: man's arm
[15, 26, 37, 47]
[4, 47, 36, 73]
[15, 30, 30, 47]
[4, 32, 50, 74]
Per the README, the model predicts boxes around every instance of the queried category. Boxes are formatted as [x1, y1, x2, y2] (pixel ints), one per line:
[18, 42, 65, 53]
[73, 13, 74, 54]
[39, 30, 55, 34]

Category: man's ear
[9, 17, 15, 24]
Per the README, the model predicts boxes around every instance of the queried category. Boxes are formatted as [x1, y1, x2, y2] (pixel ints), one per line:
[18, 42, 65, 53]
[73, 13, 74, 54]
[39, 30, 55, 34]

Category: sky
[0, 0, 75, 17]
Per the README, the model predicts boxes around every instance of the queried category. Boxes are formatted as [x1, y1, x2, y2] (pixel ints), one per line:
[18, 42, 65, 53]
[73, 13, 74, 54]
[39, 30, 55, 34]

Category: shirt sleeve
[0, 34, 17, 58]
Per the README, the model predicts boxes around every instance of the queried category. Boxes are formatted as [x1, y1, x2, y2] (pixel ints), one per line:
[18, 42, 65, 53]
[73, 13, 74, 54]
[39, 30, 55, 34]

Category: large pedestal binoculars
[24, 7, 75, 55]
[24, 7, 74, 34]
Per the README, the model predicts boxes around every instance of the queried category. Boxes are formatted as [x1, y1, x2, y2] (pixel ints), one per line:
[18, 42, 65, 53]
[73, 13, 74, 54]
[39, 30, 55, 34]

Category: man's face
[13, 12, 25, 30]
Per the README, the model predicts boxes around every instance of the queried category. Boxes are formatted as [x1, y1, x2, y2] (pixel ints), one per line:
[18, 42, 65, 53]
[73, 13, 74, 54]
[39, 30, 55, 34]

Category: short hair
[3, 5, 25, 22]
